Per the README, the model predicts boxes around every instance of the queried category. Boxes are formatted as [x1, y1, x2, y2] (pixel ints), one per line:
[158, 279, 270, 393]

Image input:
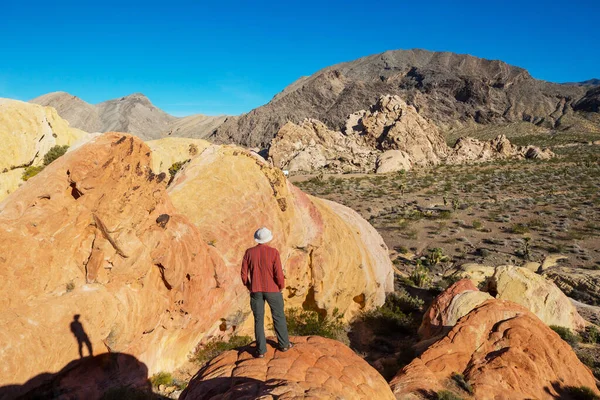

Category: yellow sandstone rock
[0, 99, 92, 202]
[146, 137, 211, 175]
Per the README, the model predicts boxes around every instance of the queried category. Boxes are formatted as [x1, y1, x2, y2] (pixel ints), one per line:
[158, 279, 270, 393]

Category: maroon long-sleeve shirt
[240, 244, 285, 293]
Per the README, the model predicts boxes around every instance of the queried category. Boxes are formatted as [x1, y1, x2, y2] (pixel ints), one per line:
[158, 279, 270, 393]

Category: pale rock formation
[391, 300, 599, 399]
[446, 263, 495, 286]
[375, 150, 413, 173]
[345, 95, 448, 165]
[181, 336, 395, 400]
[268, 119, 376, 173]
[168, 143, 394, 327]
[0, 98, 92, 202]
[489, 265, 586, 331]
[446, 134, 555, 164]
[544, 266, 600, 307]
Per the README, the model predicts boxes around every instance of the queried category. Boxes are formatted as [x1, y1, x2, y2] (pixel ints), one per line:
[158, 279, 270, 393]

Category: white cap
[254, 227, 273, 244]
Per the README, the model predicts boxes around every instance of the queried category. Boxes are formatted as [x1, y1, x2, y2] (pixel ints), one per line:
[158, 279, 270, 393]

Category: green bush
[451, 372, 473, 394]
[286, 308, 346, 342]
[509, 223, 530, 234]
[563, 386, 600, 400]
[43, 145, 69, 166]
[168, 160, 190, 178]
[426, 248, 449, 267]
[437, 390, 464, 400]
[584, 326, 600, 344]
[361, 291, 422, 334]
[149, 371, 173, 387]
[192, 335, 252, 366]
[472, 220, 483, 230]
[550, 325, 580, 346]
[409, 261, 431, 288]
[22, 165, 44, 181]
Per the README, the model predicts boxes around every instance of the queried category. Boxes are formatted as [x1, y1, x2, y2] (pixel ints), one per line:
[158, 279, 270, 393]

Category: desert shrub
[584, 326, 600, 344]
[426, 248, 449, 267]
[361, 291, 422, 334]
[451, 372, 473, 394]
[22, 165, 44, 181]
[563, 386, 600, 400]
[410, 261, 431, 288]
[286, 308, 347, 342]
[168, 160, 190, 178]
[149, 371, 173, 387]
[472, 219, 483, 230]
[437, 390, 464, 400]
[550, 325, 580, 346]
[192, 335, 252, 366]
[509, 223, 530, 234]
[43, 145, 69, 166]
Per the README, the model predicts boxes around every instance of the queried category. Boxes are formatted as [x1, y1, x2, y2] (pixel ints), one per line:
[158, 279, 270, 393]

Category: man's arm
[273, 249, 285, 291]
[241, 250, 250, 290]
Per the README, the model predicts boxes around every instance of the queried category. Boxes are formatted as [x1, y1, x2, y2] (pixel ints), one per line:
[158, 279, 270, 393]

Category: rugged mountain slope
[211, 49, 594, 148]
[30, 92, 228, 140]
[30, 92, 102, 133]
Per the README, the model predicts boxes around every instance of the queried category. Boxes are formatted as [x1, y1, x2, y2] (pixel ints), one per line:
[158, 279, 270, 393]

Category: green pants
[250, 292, 290, 354]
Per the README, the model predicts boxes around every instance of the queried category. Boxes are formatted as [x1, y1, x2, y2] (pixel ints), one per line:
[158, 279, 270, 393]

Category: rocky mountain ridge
[211, 49, 598, 148]
[30, 91, 229, 141]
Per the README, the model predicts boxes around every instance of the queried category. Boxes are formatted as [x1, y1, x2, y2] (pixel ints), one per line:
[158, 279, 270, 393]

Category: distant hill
[210, 49, 598, 148]
[30, 92, 228, 141]
[562, 79, 600, 87]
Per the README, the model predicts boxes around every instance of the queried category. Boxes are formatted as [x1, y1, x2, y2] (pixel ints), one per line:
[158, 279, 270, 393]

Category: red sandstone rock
[418, 279, 492, 341]
[391, 300, 599, 399]
[181, 336, 395, 400]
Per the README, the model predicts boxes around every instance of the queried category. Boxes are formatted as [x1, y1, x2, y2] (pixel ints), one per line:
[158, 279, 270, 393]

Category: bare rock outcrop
[346, 95, 448, 165]
[0, 132, 393, 394]
[391, 300, 599, 399]
[489, 265, 586, 331]
[168, 143, 394, 326]
[268, 119, 376, 173]
[0, 98, 92, 201]
[181, 336, 395, 400]
[446, 134, 554, 164]
[268, 95, 554, 174]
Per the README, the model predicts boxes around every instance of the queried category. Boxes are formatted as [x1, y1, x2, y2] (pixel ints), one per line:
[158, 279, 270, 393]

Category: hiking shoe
[279, 343, 294, 352]
[256, 352, 265, 358]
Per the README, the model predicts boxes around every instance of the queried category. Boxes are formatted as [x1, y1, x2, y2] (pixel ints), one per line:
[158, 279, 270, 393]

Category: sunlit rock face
[391, 299, 599, 399]
[0, 98, 92, 201]
[181, 336, 396, 400]
[0, 132, 393, 393]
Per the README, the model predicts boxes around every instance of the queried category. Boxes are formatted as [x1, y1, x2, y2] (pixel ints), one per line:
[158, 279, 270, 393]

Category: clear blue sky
[1, 0, 598, 116]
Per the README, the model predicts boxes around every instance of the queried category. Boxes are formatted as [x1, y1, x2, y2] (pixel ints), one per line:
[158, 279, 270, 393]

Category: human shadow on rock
[70, 314, 93, 359]
[0, 352, 167, 400]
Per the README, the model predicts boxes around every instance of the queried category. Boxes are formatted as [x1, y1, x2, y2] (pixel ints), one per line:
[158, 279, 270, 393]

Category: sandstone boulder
[544, 266, 600, 307]
[391, 300, 599, 399]
[168, 143, 394, 327]
[446, 263, 495, 286]
[375, 150, 413, 173]
[181, 336, 395, 400]
[418, 279, 492, 341]
[489, 265, 586, 331]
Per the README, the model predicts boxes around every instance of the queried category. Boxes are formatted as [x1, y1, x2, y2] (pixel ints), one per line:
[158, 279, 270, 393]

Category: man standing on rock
[241, 227, 292, 358]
